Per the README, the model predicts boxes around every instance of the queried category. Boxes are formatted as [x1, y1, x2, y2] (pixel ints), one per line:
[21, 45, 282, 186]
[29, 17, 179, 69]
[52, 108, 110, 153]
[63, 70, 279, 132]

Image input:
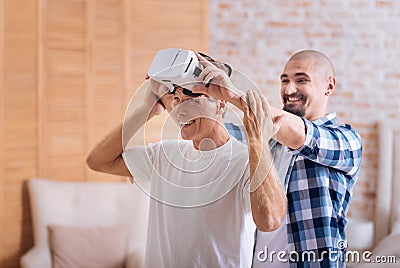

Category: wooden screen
[0, 0, 208, 266]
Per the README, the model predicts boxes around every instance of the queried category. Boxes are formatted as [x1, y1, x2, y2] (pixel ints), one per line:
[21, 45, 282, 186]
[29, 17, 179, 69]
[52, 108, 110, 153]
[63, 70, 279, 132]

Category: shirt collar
[311, 112, 337, 126]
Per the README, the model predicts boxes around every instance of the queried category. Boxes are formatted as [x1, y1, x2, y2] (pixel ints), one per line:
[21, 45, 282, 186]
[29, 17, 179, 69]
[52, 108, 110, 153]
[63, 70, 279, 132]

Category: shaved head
[288, 50, 335, 78]
[281, 49, 337, 121]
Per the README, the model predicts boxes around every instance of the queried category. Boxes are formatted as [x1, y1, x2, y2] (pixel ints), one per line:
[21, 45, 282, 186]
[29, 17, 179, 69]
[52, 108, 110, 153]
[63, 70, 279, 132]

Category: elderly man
[86, 52, 286, 267]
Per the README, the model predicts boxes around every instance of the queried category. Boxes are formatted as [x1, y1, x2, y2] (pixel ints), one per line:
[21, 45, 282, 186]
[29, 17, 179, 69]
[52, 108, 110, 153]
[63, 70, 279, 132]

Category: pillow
[48, 225, 128, 268]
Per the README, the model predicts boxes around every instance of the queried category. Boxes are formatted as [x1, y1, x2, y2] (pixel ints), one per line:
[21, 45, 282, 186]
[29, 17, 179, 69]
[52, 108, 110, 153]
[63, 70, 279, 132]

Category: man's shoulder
[158, 139, 189, 145]
[141, 139, 192, 155]
[311, 113, 361, 141]
[225, 122, 247, 144]
[158, 139, 193, 151]
[230, 136, 248, 151]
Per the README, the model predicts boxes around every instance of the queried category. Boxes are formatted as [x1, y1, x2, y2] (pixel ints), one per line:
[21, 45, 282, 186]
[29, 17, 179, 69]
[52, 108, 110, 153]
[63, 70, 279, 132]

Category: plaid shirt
[225, 113, 362, 268]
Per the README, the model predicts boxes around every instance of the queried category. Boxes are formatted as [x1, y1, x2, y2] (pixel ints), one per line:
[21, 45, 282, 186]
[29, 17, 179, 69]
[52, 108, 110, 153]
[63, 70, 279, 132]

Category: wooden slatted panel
[0, 0, 208, 266]
[128, 0, 208, 144]
[128, 0, 207, 95]
[86, 0, 127, 182]
[84, 0, 127, 182]
[2, 0, 37, 266]
[0, 0, 4, 263]
[39, 0, 86, 180]
[93, 0, 125, 135]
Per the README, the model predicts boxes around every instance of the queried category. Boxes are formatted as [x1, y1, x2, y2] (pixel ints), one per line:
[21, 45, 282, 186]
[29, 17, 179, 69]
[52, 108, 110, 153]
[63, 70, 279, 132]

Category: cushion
[48, 225, 128, 268]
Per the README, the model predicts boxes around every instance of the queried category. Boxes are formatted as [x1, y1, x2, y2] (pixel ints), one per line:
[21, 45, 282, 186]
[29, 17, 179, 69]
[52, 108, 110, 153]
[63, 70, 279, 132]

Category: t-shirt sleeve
[122, 144, 157, 184]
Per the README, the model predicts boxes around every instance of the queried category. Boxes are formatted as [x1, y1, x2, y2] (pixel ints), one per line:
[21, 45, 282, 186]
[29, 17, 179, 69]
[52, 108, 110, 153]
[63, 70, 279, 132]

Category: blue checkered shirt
[225, 113, 362, 268]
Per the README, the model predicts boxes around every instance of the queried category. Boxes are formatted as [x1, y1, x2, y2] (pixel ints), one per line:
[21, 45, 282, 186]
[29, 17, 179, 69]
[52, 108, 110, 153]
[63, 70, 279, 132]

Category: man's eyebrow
[280, 72, 311, 80]
[294, 72, 310, 78]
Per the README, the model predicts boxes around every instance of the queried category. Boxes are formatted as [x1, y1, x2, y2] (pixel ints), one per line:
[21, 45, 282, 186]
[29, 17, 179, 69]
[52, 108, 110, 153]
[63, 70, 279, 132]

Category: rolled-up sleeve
[291, 118, 362, 176]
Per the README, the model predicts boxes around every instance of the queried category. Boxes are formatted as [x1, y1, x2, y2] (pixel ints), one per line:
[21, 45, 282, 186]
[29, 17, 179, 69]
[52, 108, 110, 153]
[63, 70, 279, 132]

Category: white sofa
[20, 178, 150, 268]
[347, 118, 400, 267]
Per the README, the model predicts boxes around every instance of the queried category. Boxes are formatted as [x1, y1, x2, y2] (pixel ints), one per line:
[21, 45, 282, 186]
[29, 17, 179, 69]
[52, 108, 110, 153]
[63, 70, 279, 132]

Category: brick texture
[209, 0, 400, 220]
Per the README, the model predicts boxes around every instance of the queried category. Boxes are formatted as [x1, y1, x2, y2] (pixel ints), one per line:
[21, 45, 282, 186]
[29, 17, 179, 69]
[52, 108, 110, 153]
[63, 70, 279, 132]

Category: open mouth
[284, 95, 305, 104]
[287, 96, 301, 102]
[179, 119, 195, 128]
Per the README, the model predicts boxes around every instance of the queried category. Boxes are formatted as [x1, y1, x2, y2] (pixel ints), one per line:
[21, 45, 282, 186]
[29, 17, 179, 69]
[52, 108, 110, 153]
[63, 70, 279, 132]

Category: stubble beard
[283, 105, 306, 117]
[283, 94, 306, 117]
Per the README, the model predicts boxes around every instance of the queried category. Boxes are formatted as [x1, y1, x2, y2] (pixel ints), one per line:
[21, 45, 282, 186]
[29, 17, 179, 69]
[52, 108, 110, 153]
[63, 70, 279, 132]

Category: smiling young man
[218, 50, 363, 267]
[86, 53, 287, 267]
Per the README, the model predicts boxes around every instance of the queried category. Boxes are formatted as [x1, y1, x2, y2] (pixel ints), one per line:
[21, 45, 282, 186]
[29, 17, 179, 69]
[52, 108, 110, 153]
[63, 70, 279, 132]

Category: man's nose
[172, 98, 188, 116]
[284, 82, 297, 95]
[174, 104, 187, 115]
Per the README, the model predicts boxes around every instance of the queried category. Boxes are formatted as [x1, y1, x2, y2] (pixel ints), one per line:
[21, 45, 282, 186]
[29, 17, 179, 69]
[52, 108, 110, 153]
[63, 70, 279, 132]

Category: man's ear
[328, 76, 336, 91]
[324, 76, 336, 96]
[216, 100, 227, 115]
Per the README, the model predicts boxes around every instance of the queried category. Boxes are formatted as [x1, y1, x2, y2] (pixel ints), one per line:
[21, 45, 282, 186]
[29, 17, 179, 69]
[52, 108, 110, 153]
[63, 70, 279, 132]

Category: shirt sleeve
[122, 143, 157, 184]
[291, 118, 362, 176]
[224, 122, 247, 145]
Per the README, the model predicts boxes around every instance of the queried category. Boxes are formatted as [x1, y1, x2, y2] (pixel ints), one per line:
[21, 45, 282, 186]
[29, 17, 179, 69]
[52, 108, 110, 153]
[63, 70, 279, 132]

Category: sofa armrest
[20, 246, 52, 268]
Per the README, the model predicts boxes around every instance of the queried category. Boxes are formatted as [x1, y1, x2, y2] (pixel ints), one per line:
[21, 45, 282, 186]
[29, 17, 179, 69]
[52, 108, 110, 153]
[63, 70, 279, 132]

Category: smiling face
[280, 51, 336, 121]
[170, 87, 228, 150]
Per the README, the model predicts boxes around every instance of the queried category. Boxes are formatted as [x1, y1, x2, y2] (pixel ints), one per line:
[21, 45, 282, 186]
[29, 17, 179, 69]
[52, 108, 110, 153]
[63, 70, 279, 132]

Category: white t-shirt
[252, 143, 292, 268]
[123, 138, 256, 268]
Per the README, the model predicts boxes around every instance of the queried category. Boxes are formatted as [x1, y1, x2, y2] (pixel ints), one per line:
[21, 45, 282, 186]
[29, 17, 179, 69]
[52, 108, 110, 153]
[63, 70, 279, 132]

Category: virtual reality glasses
[148, 48, 203, 94]
[148, 48, 232, 97]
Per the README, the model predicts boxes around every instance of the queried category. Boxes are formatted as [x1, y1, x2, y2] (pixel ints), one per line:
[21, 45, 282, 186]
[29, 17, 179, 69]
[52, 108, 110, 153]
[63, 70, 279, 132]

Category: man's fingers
[247, 90, 256, 113]
[196, 52, 213, 68]
[148, 78, 169, 96]
[255, 91, 275, 139]
[257, 93, 270, 115]
[191, 84, 209, 94]
[241, 95, 251, 117]
[247, 90, 263, 118]
[260, 92, 268, 113]
[203, 71, 213, 85]
[197, 66, 214, 84]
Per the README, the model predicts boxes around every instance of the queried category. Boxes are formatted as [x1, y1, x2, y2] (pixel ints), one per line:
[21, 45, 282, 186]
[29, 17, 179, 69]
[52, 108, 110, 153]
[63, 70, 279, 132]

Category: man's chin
[179, 129, 193, 141]
[283, 106, 305, 117]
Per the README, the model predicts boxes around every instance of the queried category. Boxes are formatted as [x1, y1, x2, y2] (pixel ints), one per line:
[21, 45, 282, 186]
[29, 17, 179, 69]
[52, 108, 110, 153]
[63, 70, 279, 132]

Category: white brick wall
[209, 0, 400, 219]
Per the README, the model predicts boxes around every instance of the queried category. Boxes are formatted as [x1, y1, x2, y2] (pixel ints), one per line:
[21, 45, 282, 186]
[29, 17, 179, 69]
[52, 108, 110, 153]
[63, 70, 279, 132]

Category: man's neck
[193, 125, 230, 151]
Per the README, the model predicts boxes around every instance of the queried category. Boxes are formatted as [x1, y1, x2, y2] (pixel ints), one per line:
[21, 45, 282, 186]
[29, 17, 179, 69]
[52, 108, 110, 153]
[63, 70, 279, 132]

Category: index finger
[195, 52, 214, 68]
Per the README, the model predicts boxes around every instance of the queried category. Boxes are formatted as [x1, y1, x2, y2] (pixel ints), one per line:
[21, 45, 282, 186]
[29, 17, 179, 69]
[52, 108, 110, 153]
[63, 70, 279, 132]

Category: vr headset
[148, 48, 204, 96]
